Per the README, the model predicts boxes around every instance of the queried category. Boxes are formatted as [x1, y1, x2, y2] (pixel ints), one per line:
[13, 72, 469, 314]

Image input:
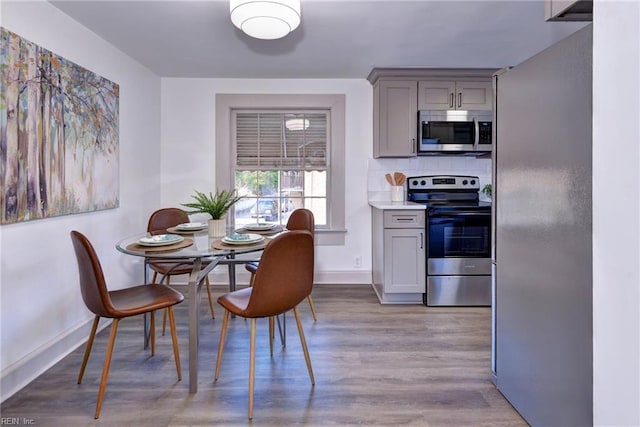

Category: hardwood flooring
[0, 284, 526, 426]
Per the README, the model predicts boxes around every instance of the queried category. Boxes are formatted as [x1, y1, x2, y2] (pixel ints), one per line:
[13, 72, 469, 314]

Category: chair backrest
[286, 208, 314, 237]
[147, 208, 189, 234]
[70, 231, 117, 318]
[242, 230, 314, 318]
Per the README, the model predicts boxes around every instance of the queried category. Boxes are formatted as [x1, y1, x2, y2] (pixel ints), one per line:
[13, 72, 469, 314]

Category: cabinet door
[375, 80, 417, 157]
[418, 80, 456, 110]
[456, 81, 493, 110]
[383, 228, 426, 293]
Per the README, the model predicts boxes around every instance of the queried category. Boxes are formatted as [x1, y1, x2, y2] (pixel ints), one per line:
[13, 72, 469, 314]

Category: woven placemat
[212, 236, 271, 250]
[235, 225, 284, 236]
[166, 226, 207, 235]
[126, 238, 194, 252]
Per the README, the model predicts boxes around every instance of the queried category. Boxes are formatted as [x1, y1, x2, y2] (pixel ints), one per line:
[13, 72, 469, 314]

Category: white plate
[222, 233, 264, 245]
[138, 234, 184, 247]
[176, 222, 207, 231]
[243, 223, 277, 231]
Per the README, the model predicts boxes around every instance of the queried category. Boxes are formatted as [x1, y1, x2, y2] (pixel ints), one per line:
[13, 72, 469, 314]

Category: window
[234, 111, 328, 227]
[216, 94, 345, 245]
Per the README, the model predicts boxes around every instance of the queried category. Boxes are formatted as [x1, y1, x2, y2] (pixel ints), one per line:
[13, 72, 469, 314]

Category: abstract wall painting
[0, 27, 119, 224]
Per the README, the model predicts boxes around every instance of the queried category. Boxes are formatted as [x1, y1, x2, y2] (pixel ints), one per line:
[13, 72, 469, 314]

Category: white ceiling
[49, 0, 587, 79]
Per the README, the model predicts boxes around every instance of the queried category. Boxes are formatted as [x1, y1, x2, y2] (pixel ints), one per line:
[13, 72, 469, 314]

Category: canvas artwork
[0, 27, 119, 224]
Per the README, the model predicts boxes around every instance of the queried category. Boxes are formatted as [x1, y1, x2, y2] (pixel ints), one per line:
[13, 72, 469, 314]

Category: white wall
[592, 1, 640, 425]
[160, 78, 373, 283]
[0, 1, 162, 400]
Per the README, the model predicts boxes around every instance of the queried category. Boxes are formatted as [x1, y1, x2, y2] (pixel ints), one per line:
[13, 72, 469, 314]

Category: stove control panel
[407, 175, 480, 191]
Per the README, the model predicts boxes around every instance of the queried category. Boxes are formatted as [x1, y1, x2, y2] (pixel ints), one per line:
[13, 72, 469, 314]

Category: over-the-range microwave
[417, 110, 492, 155]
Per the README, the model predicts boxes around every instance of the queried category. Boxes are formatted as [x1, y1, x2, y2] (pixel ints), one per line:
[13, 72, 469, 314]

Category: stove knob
[462, 180, 468, 185]
[412, 180, 418, 186]
[420, 180, 426, 186]
[470, 179, 476, 185]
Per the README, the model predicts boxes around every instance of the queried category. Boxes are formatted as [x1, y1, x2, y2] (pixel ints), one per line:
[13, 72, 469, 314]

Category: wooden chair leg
[293, 306, 315, 385]
[214, 310, 230, 381]
[151, 271, 158, 284]
[162, 276, 171, 336]
[307, 295, 317, 321]
[249, 318, 257, 420]
[249, 272, 256, 287]
[150, 311, 156, 356]
[167, 307, 182, 380]
[268, 317, 275, 357]
[205, 276, 215, 319]
[94, 319, 119, 419]
[78, 315, 100, 384]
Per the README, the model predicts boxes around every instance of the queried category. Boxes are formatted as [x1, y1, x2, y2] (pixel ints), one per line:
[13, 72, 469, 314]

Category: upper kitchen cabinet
[373, 80, 417, 157]
[418, 80, 493, 111]
[544, 0, 592, 21]
[368, 68, 498, 158]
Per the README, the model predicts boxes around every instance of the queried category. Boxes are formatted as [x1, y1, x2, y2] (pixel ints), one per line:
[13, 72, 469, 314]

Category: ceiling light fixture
[230, 0, 301, 40]
[285, 118, 309, 131]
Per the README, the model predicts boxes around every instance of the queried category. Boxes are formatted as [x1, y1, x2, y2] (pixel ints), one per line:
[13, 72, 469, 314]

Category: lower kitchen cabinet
[371, 208, 425, 304]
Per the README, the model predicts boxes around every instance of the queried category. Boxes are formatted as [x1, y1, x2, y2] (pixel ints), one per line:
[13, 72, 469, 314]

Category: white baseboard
[0, 316, 110, 403]
[205, 269, 372, 286]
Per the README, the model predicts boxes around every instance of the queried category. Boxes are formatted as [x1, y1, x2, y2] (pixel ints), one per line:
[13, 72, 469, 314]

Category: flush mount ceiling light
[230, 0, 301, 40]
[285, 118, 309, 131]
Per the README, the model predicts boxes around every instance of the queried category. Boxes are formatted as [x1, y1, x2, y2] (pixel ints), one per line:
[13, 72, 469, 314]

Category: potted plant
[182, 189, 244, 237]
[481, 184, 492, 200]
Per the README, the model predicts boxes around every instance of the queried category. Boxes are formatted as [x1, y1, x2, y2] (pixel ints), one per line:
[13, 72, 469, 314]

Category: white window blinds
[235, 111, 328, 170]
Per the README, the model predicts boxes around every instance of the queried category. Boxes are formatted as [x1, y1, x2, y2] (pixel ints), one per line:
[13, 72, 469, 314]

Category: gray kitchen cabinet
[418, 80, 493, 111]
[372, 208, 425, 303]
[372, 79, 417, 158]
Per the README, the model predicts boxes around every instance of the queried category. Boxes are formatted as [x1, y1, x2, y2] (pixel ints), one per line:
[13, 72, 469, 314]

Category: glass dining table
[116, 228, 275, 393]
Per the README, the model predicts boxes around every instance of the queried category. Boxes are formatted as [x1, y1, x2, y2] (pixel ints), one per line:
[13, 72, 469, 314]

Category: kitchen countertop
[368, 200, 426, 210]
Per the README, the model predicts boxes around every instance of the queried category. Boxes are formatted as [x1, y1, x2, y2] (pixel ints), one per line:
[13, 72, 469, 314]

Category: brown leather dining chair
[245, 208, 317, 321]
[70, 231, 183, 419]
[215, 230, 316, 420]
[147, 208, 215, 333]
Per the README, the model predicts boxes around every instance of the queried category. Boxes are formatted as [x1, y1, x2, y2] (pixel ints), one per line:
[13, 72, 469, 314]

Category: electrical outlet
[354, 256, 362, 268]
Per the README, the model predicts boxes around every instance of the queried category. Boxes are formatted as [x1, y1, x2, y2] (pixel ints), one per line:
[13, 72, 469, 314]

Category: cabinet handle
[458, 92, 462, 108]
[420, 232, 424, 249]
[411, 138, 415, 153]
[449, 93, 454, 108]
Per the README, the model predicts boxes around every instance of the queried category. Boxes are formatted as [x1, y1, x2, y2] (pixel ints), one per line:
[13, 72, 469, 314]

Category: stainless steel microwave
[418, 110, 492, 155]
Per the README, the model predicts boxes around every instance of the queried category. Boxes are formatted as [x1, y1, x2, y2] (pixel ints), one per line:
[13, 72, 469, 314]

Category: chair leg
[249, 272, 255, 287]
[78, 315, 100, 384]
[307, 295, 318, 322]
[268, 317, 275, 357]
[162, 276, 171, 336]
[151, 271, 158, 284]
[205, 276, 215, 319]
[167, 307, 182, 380]
[249, 318, 257, 420]
[150, 310, 156, 356]
[214, 310, 230, 381]
[94, 319, 119, 419]
[293, 306, 315, 385]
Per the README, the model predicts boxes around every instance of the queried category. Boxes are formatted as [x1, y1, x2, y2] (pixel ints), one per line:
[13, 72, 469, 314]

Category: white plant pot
[208, 218, 226, 238]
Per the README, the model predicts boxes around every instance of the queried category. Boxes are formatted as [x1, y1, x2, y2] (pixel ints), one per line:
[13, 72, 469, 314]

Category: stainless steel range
[407, 175, 491, 306]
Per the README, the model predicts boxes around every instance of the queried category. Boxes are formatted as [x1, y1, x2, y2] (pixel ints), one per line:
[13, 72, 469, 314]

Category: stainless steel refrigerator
[492, 25, 593, 426]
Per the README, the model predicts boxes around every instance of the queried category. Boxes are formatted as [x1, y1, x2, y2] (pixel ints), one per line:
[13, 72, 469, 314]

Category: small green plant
[481, 184, 492, 198]
[182, 189, 244, 220]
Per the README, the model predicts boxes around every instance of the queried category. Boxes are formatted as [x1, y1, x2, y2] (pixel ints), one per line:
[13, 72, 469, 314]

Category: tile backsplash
[367, 156, 492, 202]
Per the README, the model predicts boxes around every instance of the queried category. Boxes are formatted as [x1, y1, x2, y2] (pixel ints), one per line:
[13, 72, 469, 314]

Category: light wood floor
[0, 284, 526, 426]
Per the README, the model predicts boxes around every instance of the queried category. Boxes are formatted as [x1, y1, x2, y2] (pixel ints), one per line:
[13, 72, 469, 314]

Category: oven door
[427, 208, 491, 275]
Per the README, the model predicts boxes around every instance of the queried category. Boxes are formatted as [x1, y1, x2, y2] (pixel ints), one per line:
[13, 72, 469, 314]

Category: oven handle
[428, 211, 491, 217]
